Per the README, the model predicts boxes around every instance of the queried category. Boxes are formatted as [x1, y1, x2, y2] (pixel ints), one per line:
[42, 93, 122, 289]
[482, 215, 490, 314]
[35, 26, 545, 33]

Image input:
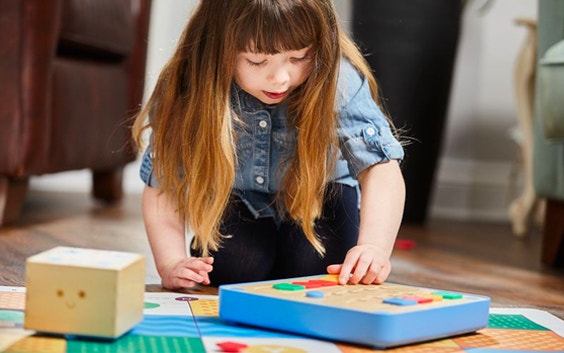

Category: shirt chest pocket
[234, 122, 253, 169]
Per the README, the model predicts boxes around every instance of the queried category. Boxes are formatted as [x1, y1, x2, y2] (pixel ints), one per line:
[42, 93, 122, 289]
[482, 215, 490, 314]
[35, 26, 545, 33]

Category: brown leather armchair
[0, 0, 152, 225]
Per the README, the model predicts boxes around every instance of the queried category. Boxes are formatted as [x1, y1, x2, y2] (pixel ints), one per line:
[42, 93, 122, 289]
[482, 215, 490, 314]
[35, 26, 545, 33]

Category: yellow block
[24, 247, 145, 339]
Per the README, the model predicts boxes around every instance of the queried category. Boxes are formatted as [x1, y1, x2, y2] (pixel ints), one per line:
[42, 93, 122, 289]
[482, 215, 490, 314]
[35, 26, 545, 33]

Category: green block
[273, 283, 305, 291]
[431, 291, 463, 299]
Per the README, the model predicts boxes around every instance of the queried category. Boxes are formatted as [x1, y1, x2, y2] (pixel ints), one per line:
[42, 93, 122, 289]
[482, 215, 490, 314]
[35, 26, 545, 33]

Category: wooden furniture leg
[542, 199, 564, 267]
[92, 168, 124, 204]
[509, 18, 544, 236]
[0, 177, 29, 226]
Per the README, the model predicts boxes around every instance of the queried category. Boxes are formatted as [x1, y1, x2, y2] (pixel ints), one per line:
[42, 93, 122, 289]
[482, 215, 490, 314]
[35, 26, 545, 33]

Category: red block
[217, 341, 248, 352]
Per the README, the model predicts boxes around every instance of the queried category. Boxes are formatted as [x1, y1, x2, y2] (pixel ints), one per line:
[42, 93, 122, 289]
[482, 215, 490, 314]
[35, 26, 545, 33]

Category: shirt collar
[231, 83, 266, 113]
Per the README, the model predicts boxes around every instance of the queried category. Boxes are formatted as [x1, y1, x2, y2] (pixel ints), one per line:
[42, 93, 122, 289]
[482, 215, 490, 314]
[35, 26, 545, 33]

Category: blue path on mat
[131, 315, 304, 339]
[131, 315, 198, 337]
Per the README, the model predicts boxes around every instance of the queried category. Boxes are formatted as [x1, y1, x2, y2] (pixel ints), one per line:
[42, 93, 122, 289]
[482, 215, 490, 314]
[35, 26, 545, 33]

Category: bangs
[232, 1, 321, 53]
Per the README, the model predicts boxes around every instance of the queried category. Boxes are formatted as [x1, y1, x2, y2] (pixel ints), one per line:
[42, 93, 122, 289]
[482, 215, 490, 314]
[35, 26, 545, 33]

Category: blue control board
[219, 274, 490, 348]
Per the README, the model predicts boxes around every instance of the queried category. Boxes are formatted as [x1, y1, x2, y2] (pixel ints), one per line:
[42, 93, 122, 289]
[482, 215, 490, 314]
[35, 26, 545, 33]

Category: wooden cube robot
[24, 246, 145, 338]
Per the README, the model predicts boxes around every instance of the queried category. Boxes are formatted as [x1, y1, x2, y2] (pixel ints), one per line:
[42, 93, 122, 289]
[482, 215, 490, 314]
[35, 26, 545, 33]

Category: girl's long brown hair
[132, 0, 383, 256]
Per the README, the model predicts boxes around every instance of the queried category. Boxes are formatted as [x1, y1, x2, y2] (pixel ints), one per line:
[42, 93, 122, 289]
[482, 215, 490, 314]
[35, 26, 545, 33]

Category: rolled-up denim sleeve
[139, 145, 159, 187]
[337, 60, 404, 178]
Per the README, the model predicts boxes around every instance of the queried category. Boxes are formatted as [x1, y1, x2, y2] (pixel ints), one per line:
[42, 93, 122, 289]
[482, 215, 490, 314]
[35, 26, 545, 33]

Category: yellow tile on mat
[5, 335, 66, 353]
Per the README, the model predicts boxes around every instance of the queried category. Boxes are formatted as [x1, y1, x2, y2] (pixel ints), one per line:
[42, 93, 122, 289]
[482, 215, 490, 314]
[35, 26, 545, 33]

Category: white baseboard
[29, 159, 144, 195]
[430, 158, 517, 222]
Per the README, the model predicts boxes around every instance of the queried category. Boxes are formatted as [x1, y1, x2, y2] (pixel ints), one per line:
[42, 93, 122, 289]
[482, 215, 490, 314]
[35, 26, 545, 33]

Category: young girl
[133, 0, 405, 290]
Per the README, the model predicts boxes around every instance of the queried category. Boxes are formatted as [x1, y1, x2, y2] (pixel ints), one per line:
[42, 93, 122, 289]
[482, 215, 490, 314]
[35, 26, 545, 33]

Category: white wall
[431, 0, 537, 221]
[143, 1, 198, 104]
[31, 0, 537, 224]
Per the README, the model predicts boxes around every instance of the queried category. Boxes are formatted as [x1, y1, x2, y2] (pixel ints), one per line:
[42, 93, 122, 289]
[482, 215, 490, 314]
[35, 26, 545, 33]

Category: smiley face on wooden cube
[24, 247, 145, 338]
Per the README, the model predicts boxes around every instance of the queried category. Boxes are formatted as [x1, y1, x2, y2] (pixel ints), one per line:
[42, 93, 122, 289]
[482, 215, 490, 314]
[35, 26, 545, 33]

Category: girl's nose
[269, 66, 290, 86]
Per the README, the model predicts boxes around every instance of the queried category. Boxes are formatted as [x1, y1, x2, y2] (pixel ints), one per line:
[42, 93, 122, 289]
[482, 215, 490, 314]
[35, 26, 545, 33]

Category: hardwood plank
[392, 223, 564, 318]
[0, 190, 562, 319]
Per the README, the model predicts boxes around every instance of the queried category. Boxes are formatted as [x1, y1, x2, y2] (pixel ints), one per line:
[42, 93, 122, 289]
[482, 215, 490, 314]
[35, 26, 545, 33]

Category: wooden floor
[1, 189, 563, 319]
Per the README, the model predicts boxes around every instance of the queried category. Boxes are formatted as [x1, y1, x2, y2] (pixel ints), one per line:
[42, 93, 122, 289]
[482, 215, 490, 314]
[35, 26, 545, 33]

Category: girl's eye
[291, 56, 310, 63]
[246, 59, 266, 67]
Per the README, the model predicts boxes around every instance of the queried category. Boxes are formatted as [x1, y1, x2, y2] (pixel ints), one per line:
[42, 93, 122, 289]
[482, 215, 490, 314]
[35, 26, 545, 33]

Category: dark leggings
[191, 183, 360, 286]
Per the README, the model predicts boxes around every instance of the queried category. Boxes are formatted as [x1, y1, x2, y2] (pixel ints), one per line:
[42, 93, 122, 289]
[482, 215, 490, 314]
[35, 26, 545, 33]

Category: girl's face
[234, 46, 314, 105]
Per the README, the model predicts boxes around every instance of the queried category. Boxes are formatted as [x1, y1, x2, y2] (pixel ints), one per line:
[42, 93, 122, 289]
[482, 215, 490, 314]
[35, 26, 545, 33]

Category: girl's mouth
[263, 90, 287, 100]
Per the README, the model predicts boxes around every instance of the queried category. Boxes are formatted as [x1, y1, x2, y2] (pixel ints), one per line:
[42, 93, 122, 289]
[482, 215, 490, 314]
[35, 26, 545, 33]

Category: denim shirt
[140, 59, 404, 219]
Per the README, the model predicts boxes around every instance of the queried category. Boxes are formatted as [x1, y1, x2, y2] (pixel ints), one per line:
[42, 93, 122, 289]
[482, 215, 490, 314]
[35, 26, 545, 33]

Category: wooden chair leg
[508, 18, 539, 237]
[0, 177, 29, 226]
[92, 168, 124, 204]
[542, 198, 564, 267]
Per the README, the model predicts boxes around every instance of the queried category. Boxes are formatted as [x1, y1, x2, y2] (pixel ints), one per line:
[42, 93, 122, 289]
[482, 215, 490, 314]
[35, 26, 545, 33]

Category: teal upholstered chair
[534, 0, 564, 267]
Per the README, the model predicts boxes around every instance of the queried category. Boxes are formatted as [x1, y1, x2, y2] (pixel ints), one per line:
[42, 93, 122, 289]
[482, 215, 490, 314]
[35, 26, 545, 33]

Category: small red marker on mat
[217, 341, 248, 352]
[395, 239, 416, 250]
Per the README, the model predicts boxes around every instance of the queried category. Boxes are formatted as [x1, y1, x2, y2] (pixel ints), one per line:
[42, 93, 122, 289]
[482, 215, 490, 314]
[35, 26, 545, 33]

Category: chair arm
[538, 39, 564, 142]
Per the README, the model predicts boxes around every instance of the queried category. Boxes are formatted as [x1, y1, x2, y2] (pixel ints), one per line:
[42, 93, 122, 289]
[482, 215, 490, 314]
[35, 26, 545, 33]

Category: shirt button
[259, 120, 268, 128]
[255, 176, 265, 184]
[366, 127, 376, 136]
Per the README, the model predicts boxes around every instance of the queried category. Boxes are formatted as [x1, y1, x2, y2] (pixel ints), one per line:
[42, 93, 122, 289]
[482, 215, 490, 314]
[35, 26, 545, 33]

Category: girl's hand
[326, 244, 391, 285]
[160, 256, 214, 290]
